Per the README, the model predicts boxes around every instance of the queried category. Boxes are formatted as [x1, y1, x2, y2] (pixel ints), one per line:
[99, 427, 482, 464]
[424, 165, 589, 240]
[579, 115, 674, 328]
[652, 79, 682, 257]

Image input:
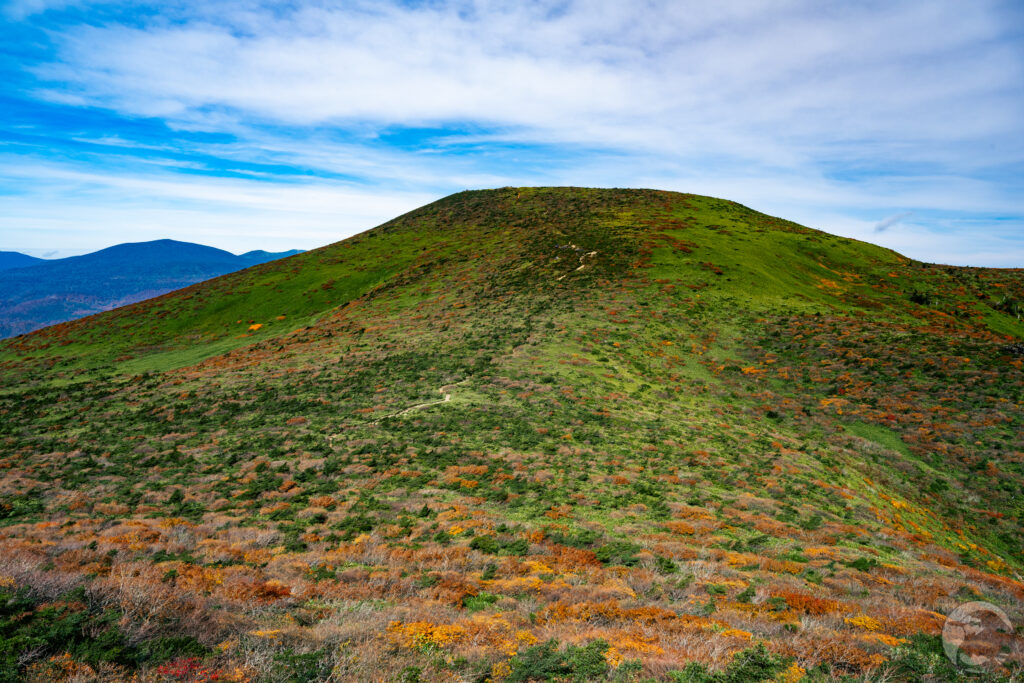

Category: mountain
[0, 239, 303, 338]
[237, 248, 305, 265]
[0, 250, 44, 271]
[0, 188, 1021, 681]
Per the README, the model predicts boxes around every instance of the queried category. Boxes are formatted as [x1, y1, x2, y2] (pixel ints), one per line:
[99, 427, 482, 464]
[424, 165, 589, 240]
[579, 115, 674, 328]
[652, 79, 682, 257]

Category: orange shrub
[428, 573, 478, 605]
[773, 589, 847, 615]
[176, 565, 225, 593]
[664, 521, 695, 535]
[547, 544, 601, 569]
[537, 600, 678, 626]
[774, 637, 885, 673]
[883, 609, 945, 636]
[761, 558, 805, 574]
[225, 578, 290, 603]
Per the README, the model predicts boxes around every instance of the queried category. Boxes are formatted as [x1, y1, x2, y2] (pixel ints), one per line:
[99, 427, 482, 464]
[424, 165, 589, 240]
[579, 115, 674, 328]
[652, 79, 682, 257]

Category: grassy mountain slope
[0, 188, 1021, 682]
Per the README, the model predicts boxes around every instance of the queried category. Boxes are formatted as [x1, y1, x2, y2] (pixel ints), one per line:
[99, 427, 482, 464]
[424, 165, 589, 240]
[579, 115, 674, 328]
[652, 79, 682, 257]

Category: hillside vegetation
[0, 188, 1022, 682]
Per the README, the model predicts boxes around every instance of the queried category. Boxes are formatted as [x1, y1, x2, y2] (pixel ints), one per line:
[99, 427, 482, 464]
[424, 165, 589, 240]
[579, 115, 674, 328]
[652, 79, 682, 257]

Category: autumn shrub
[773, 636, 884, 675]
[772, 589, 845, 615]
[154, 657, 224, 682]
[388, 621, 466, 651]
[537, 600, 677, 626]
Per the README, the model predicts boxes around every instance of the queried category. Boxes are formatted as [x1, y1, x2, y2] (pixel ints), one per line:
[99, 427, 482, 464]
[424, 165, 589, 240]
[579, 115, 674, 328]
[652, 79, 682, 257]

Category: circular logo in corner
[942, 601, 1014, 672]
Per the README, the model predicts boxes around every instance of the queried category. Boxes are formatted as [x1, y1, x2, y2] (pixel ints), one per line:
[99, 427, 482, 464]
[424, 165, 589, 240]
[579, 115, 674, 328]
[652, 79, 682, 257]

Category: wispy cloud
[2, 0, 1022, 264]
[873, 212, 914, 233]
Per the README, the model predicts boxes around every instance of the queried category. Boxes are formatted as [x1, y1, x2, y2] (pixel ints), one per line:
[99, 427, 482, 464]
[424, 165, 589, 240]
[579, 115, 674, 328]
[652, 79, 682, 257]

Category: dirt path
[385, 380, 467, 420]
[327, 380, 468, 448]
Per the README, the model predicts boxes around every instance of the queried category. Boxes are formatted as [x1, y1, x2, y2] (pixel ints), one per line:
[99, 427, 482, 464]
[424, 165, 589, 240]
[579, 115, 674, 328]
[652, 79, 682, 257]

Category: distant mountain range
[0, 251, 45, 271]
[0, 239, 302, 338]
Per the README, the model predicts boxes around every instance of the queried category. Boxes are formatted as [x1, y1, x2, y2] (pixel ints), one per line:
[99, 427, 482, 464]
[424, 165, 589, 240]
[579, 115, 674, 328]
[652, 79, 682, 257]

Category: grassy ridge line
[2, 188, 1020, 389]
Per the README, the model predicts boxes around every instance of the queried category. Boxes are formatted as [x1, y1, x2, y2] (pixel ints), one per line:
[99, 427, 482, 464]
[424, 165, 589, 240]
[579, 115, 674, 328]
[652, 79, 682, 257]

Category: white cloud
[3, 0, 80, 20]
[5, 0, 1024, 265]
[0, 160, 438, 253]
[36, 1, 1020, 152]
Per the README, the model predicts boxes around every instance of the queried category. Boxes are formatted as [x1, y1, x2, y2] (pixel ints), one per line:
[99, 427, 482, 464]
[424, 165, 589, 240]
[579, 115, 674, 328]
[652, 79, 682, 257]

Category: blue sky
[2, 0, 1022, 266]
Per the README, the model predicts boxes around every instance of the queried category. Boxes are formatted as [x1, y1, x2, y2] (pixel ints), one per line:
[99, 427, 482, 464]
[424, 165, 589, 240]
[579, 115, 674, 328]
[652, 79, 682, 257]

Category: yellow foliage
[25, 653, 96, 681]
[437, 505, 468, 522]
[523, 560, 554, 574]
[248, 323, 262, 331]
[515, 630, 538, 647]
[987, 558, 1010, 573]
[491, 661, 513, 680]
[604, 646, 624, 668]
[601, 577, 637, 599]
[158, 517, 195, 529]
[779, 662, 807, 682]
[388, 621, 466, 650]
[177, 565, 224, 591]
[845, 615, 882, 631]
[243, 548, 273, 565]
[249, 629, 282, 639]
[483, 575, 545, 594]
[719, 628, 753, 640]
[609, 633, 664, 655]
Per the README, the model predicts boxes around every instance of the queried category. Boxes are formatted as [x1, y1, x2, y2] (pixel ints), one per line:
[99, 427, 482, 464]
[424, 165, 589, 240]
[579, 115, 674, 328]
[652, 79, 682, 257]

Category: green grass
[844, 421, 913, 458]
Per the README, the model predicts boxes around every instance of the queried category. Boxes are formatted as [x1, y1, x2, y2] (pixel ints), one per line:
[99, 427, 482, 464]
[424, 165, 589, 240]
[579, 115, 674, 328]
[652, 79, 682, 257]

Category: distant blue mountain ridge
[0, 239, 303, 338]
[0, 251, 46, 271]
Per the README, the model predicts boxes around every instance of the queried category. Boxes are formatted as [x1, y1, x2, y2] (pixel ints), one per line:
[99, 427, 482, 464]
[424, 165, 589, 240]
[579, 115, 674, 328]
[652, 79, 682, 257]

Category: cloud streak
[873, 212, 914, 233]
